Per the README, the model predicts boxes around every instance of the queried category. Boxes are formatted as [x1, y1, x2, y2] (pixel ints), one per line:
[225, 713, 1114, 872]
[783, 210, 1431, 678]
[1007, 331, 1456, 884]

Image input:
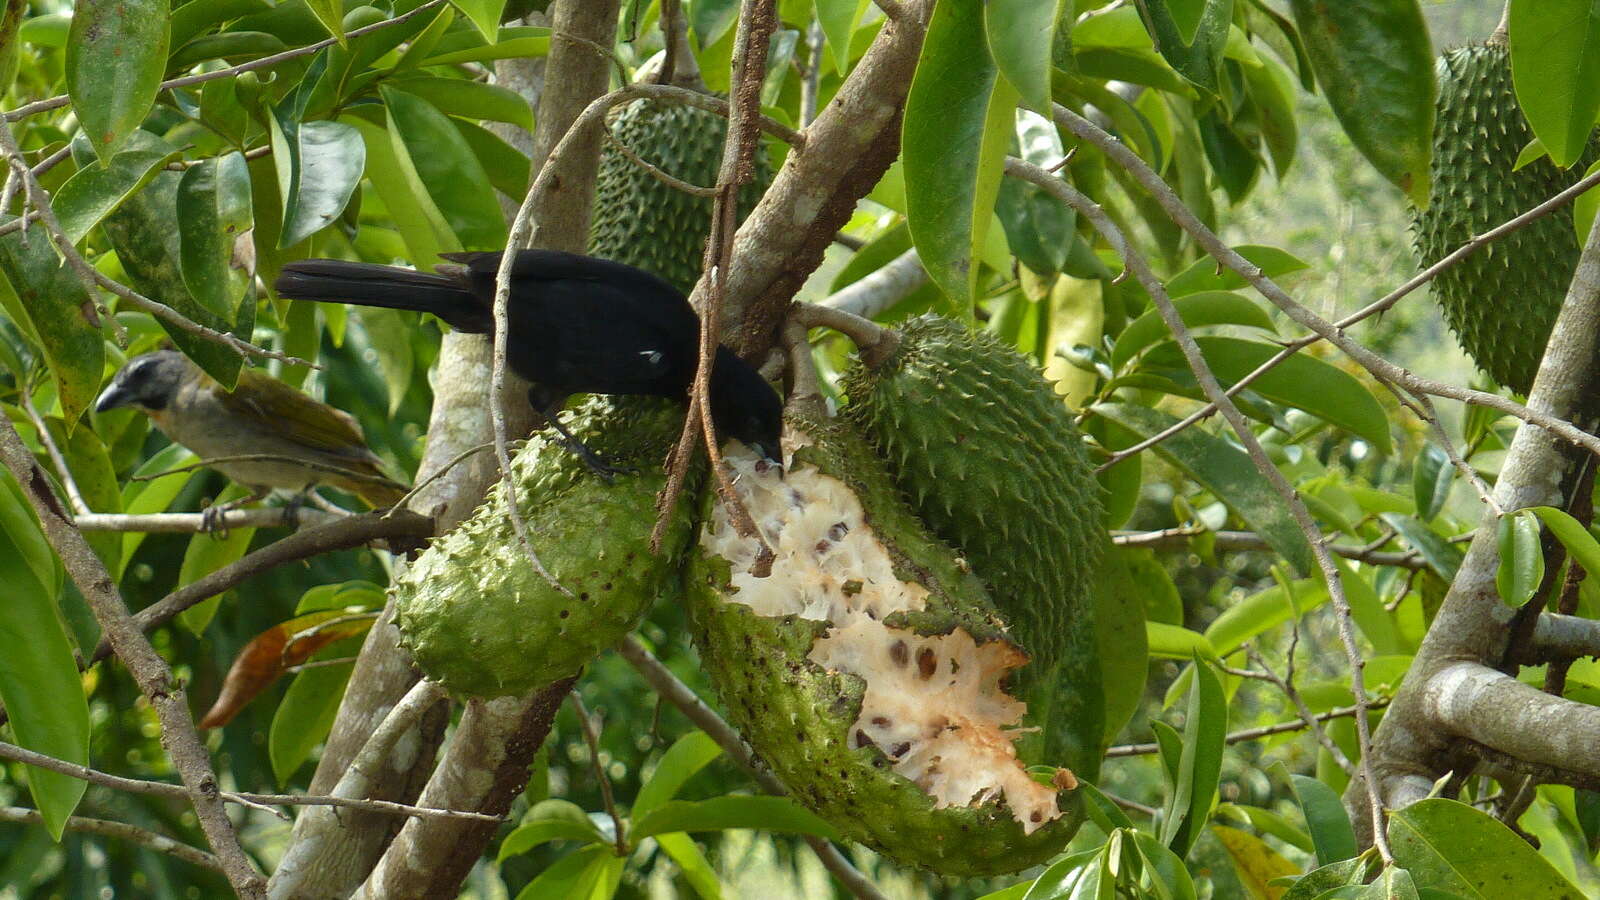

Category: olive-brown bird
[95, 350, 408, 511]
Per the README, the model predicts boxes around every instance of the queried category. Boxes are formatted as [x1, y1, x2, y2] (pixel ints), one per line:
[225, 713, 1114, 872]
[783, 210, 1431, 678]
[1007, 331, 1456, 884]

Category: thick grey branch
[821, 249, 928, 318]
[1425, 662, 1600, 779]
[1519, 613, 1600, 664]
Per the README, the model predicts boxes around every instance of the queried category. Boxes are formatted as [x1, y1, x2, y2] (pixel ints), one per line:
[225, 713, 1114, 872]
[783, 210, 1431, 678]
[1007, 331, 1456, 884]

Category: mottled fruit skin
[1413, 40, 1600, 393]
[589, 99, 771, 294]
[843, 314, 1107, 779]
[393, 397, 699, 698]
[687, 415, 1084, 875]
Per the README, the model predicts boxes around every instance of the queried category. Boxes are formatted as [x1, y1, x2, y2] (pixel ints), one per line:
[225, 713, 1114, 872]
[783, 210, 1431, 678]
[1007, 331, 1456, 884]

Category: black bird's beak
[94, 383, 133, 413]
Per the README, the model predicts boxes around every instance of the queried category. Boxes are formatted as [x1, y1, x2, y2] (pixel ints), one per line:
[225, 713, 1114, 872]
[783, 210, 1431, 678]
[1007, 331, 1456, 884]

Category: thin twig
[1246, 647, 1355, 775]
[3, 0, 452, 121]
[1106, 700, 1391, 757]
[570, 692, 627, 856]
[19, 385, 90, 516]
[381, 441, 497, 518]
[0, 806, 222, 872]
[1111, 527, 1424, 569]
[793, 302, 900, 367]
[603, 129, 716, 197]
[618, 637, 890, 900]
[1393, 390, 1502, 515]
[1005, 154, 1395, 864]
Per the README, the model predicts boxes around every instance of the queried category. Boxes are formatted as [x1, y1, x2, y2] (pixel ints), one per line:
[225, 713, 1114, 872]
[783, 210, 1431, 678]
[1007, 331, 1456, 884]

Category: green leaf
[418, 25, 550, 67]
[1245, 55, 1301, 178]
[116, 444, 198, 578]
[344, 114, 460, 267]
[1137, 0, 1233, 96]
[177, 153, 254, 322]
[1093, 402, 1314, 574]
[1096, 545, 1149, 741]
[1496, 510, 1546, 608]
[997, 111, 1075, 276]
[816, 0, 869, 73]
[1289, 772, 1358, 865]
[351, 308, 414, 415]
[452, 0, 508, 41]
[655, 832, 722, 900]
[1217, 802, 1315, 853]
[1336, 557, 1406, 655]
[512, 845, 615, 900]
[454, 118, 531, 199]
[0, 224, 105, 425]
[1205, 577, 1327, 657]
[499, 799, 607, 860]
[1288, 0, 1434, 205]
[1381, 514, 1465, 580]
[1165, 244, 1309, 296]
[53, 148, 175, 245]
[381, 85, 507, 250]
[985, 0, 1059, 111]
[1212, 823, 1300, 898]
[0, 476, 88, 840]
[630, 796, 840, 841]
[270, 109, 365, 248]
[1111, 291, 1276, 371]
[1282, 856, 1371, 900]
[1526, 506, 1600, 576]
[1162, 657, 1226, 857]
[1147, 621, 1218, 660]
[66, 0, 169, 159]
[1508, 0, 1600, 169]
[1575, 159, 1600, 246]
[1412, 445, 1452, 523]
[389, 74, 533, 130]
[303, 0, 347, 44]
[47, 418, 122, 571]
[268, 653, 355, 785]
[1019, 848, 1103, 899]
[1133, 829, 1200, 900]
[176, 489, 257, 633]
[904, 0, 1016, 314]
[1138, 337, 1393, 453]
[634, 731, 722, 820]
[1389, 798, 1584, 898]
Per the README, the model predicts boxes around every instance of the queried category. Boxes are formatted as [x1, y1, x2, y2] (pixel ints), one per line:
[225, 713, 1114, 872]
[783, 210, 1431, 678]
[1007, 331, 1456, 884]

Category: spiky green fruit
[842, 314, 1107, 781]
[393, 397, 698, 698]
[688, 416, 1086, 876]
[588, 99, 772, 294]
[1414, 39, 1600, 393]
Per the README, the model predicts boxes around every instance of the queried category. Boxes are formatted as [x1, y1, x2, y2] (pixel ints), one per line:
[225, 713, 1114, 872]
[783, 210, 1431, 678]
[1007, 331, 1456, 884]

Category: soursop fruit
[589, 99, 772, 294]
[842, 314, 1107, 780]
[687, 415, 1086, 876]
[393, 397, 699, 697]
[1413, 38, 1600, 393]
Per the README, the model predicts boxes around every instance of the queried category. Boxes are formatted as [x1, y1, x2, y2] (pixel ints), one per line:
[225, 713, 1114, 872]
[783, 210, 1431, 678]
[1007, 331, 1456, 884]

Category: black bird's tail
[275, 260, 492, 333]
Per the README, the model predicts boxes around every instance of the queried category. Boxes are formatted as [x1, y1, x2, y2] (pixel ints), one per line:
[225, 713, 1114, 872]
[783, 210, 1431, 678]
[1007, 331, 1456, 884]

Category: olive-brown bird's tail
[343, 474, 410, 510]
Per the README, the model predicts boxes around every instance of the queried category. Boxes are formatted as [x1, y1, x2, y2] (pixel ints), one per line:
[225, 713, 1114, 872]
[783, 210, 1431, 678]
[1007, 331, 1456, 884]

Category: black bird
[274, 250, 783, 471]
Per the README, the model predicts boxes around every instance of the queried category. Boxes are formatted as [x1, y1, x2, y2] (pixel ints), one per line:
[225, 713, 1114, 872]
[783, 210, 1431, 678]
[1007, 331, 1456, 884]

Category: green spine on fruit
[687, 413, 1086, 876]
[842, 314, 1107, 780]
[1413, 39, 1600, 393]
[393, 397, 699, 698]
[588, 99, 772, 294]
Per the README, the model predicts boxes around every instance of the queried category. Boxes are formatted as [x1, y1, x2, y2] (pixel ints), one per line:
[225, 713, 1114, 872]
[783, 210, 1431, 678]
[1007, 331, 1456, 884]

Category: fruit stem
[792, 302, 901, 368]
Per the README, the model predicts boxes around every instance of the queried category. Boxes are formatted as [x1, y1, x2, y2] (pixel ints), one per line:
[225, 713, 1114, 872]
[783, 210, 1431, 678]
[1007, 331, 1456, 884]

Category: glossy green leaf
[1245, 54, 1300, 178]
[1217, 802, 1315, 853]
[1138, 0, 1233, 96]
[1111, 291, 1276, 370]
[1290, 772, 1358, 865]
[390, 74, 533, 130]
[1123, 547, 1183, 625]
[1282, 856, 1372, 900]
[177, 153, 254, 322]
[655, 832, 721, 900]
[1164, 244, 1310, 296]
[499, 799, 606, 860]
[268, 652, 356, 786]
[66, 0, 169, 159]
[454, 118, 532, 199]
[53, 148, 175, 244]
[1205, 577, 1326, 657]
[512, 845, 614, 900]
[1389, 798, 1584, 898]
[381, 85, 507, 250]
[303, 0, 347, 44]
[904, 0, 1016, 313]
[1508, 0, 1600, 169]
[170, 0, 273, 47]
[1079, 782, 1136, 834]
[1526, 506, 1600, 576]
[634, 731, 722, 820]
[1147, 621, 1218, 660]
[1496, 510, 1545, 608]
[816, 0, 869, 72]
[116, 444, 198, 578]
[0, 477, 88, 840]
[0, 224, 104, 425]
[997, 111, 1075, 275]
[176, 488, 257, 634]
[47, 418, 122, 571]
[1412, 445, 1452, 523]
[1093, 403, 1314, 573]
[270, 108, 365, 248]
[1336, 557, 1406, 655]
[1139, 337, 1393, 453]
[1019, 848, 1102, 899]
[1162, 658, 1226, 857]
[986, 0, 1059, 111]
[1134, 829, 1200, 900]
[452, 0, 508, 41]
[631, 796, 840, 841]
[345, 114, 459, 267]
[419, 25, 549, 67]
[1213, 823, 1300, 897]
[1288, 0, 1434, 205]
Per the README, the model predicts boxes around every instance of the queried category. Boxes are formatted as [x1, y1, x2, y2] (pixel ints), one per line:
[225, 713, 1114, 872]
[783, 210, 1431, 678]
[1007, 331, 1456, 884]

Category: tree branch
[820, 248, 928, 319]
[1112, 527, 1426, 568]
[1426, 662, 1600, 780]
[0, 805, 222, 872]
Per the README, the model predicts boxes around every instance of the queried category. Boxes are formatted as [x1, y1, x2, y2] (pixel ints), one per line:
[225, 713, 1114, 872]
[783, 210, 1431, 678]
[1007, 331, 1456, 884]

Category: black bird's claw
[570, 445, 638, 483]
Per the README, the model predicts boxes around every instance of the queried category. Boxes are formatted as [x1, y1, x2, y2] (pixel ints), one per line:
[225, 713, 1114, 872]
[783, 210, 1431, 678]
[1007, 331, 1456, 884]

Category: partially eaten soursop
[687, 415, 1084, 875]
[393, 397, 699, 697]
[843, 314, 1107, 780]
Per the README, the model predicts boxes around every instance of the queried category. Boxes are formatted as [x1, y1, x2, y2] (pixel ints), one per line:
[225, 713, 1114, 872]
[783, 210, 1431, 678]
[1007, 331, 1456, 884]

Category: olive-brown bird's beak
[95, 383, 135, 413]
